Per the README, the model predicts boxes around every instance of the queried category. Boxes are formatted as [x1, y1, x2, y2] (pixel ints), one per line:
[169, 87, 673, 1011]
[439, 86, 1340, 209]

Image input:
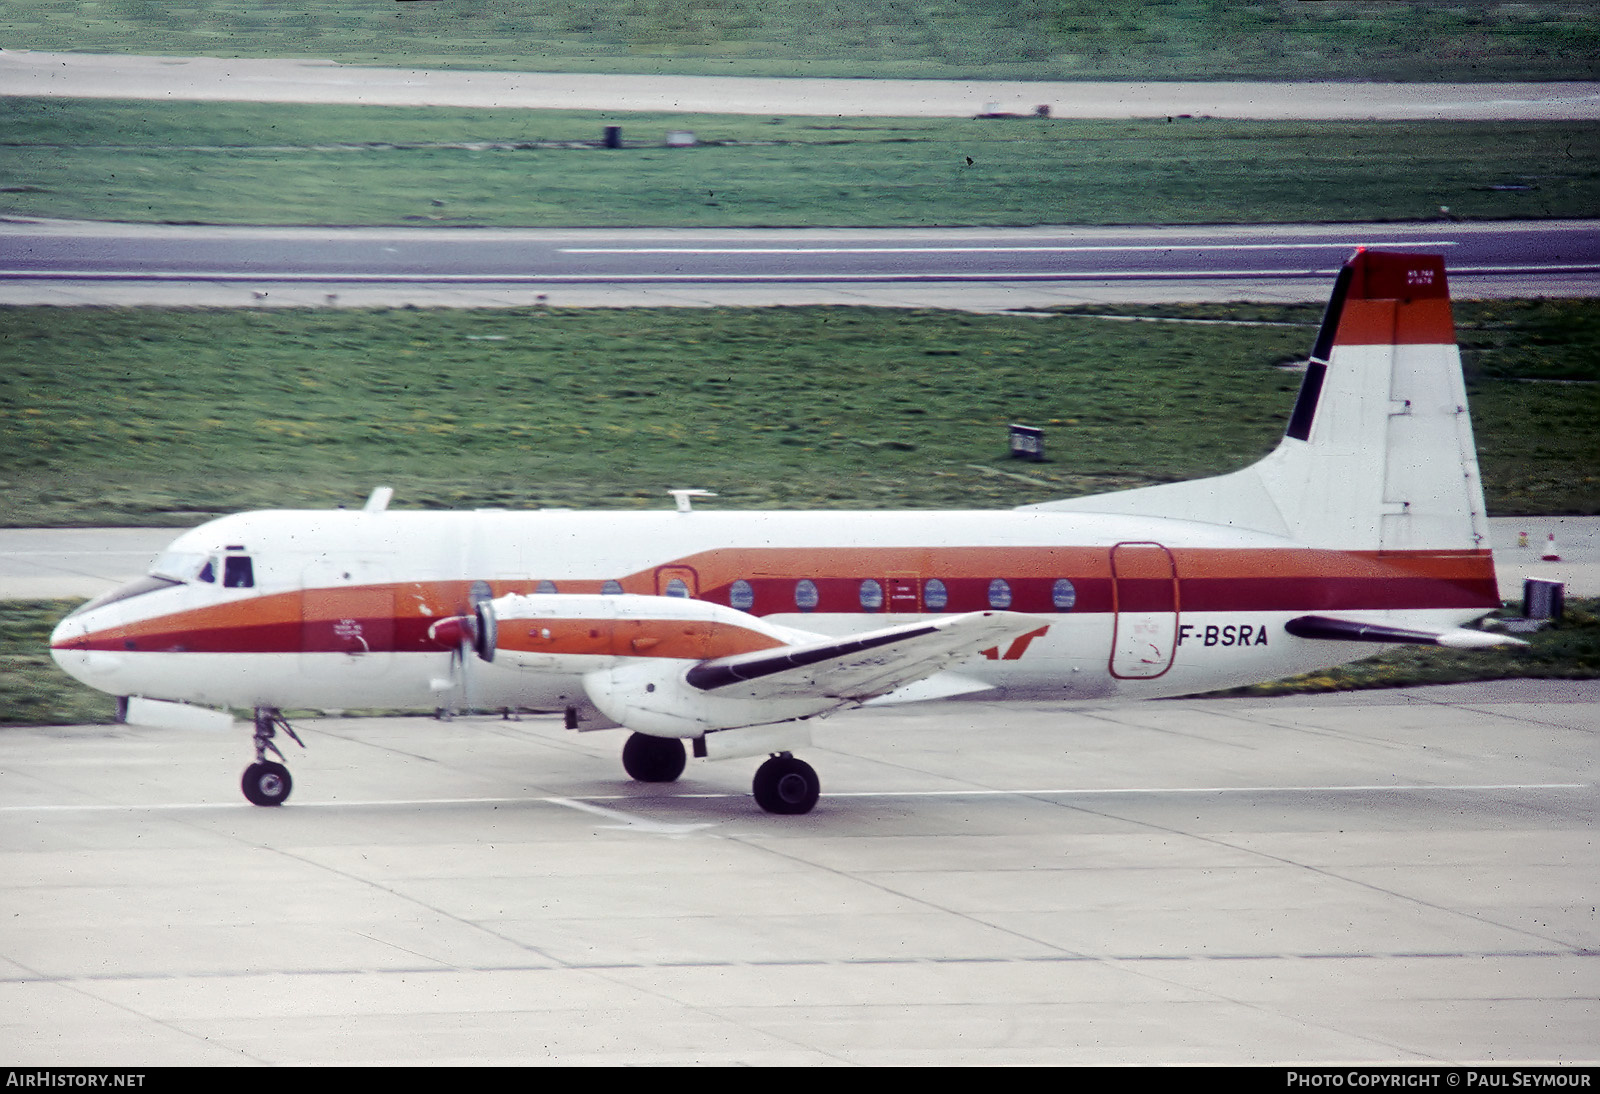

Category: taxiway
[2, 682, 1595, 1064]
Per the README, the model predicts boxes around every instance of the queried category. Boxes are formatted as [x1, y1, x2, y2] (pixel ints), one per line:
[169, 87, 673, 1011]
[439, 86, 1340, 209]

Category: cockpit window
[67, 574, 181, 618]
[151, 551, 210, 583]
[223, 556, 254, 589]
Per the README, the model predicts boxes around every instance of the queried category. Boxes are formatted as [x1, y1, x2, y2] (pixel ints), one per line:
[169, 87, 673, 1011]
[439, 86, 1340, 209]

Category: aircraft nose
[49, 610, 84, 654]
[49, 610, 113, 692]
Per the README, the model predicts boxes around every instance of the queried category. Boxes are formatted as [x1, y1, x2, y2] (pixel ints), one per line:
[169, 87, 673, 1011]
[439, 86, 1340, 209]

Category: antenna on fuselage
[363, 486, 394, 513]
[668, 489, 716, 513]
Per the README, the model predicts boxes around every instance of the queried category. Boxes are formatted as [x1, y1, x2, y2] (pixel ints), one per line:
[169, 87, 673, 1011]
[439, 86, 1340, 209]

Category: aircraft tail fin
[1022, 249, 1490, 553]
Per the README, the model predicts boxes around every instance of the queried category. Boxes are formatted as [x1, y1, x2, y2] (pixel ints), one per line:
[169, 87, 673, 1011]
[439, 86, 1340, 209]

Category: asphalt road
[4, 50, 1598, 120]
[4, 219, 1598, 308]
[4, 683, 1595, 1064]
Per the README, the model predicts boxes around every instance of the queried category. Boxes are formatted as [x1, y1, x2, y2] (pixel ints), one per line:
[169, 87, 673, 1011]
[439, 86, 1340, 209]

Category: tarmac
[2, 681, 1595, 1064]
[4, 50, 1597, 120]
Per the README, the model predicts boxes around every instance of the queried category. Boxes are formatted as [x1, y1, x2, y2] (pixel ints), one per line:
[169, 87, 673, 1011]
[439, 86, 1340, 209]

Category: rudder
[1023, 249, 1491, 554]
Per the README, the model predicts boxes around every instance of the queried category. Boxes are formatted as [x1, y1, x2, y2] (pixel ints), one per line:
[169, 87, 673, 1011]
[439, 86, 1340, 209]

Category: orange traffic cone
[1541, 533, 1562, 561]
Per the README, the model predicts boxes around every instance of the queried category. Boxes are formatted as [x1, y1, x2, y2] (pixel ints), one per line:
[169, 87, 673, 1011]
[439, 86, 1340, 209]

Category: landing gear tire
[242, 761, 292, 807]
[621, 732, 687, 783]
[752, 754, 820, 815]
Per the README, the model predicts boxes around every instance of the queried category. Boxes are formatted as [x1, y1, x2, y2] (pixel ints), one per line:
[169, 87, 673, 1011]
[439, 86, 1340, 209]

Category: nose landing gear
[242, 707, 303, 807]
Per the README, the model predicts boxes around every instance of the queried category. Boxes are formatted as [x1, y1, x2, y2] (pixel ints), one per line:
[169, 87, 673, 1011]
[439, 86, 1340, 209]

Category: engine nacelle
[478, 592, 808, 667]
[474, 593, 833, 735]
[581, 657, 847, 738]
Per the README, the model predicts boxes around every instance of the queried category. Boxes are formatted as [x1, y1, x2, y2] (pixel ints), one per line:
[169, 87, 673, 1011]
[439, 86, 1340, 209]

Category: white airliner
[51, 249, 1518, 814]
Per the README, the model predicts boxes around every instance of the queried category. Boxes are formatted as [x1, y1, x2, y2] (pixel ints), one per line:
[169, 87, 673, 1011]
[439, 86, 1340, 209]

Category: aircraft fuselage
[51, 505, 1498, 715]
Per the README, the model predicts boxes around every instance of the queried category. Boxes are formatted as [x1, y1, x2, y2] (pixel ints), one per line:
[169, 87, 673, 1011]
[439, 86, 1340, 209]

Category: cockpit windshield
[66, 574, 182, 618]
[66, 549, 256, 619]
[150, 551, 211, 583]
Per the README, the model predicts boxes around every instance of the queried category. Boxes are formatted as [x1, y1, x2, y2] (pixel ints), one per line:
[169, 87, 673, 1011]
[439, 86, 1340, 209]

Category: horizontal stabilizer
[685, 611, 1046, 702]
[1285, 615, 1525, 649]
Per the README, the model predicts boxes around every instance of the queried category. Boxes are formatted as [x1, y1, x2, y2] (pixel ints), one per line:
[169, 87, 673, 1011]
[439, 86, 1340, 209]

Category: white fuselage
[50, 505, 1499, 718]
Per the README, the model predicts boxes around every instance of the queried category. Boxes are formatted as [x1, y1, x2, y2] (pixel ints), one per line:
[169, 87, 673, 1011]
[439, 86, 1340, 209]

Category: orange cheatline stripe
[59, 547, 1499, 653]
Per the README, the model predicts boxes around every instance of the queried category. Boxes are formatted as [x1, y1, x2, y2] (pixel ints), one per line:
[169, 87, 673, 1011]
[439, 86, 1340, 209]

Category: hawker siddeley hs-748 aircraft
[51, 250, 1520, 814]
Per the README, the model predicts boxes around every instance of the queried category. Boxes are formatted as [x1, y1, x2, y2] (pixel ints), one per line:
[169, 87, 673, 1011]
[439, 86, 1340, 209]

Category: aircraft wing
[683, 611, 1048, 702]
[1285, 614, 1526, 649]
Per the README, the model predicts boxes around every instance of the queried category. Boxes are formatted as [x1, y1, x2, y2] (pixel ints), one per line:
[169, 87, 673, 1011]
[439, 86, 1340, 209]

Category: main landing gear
[242, 707, 304, 807]
[618, 733, 821, 815]
[621, 732, 687, 782]
[752, 753, 820, 815]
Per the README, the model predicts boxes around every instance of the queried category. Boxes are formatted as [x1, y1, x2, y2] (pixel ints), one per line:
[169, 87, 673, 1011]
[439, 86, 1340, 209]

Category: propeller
[426, 595, 498, 716]
[428, 612, 480, 717]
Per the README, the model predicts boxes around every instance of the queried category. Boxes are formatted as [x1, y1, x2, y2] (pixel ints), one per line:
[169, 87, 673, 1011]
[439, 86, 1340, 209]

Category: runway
[3, 219, 1598, 308]
[2, 682, 1594, 1064]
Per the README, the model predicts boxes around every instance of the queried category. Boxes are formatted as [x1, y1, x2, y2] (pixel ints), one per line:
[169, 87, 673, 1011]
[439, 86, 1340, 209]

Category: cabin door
[1109, 542, 1179, 680]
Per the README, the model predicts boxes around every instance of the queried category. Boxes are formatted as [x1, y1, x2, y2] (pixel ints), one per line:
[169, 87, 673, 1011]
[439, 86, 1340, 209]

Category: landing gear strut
[621, 732, 687, 783]
[752, 753, 820, 815]
[242, 707, 303, 807]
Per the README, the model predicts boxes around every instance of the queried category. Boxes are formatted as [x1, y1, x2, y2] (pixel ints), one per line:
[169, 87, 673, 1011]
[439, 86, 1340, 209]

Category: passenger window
[730, 580, 755, 612]
[859, 579, 883, 611]
[923, 578, 948, 611]
[664, 578, 690, 598]
[1052, 578, 1077, 611]
[987, 578, 1012, 609]
[223, 556, 254, 589]
[601, 580, 623, 595]
[535, 580, 558, 594]
[795, 579, 819, 612]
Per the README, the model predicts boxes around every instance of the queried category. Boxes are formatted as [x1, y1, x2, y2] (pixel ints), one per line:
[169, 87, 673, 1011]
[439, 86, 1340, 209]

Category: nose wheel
[752, 753, 820, 815]
[242, 761, 292, 806]
[242, 707, 303, 807]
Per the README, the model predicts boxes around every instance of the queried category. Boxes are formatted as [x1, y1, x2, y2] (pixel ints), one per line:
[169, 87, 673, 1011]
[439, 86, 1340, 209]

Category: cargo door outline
[654, 565, 699, 598]
[1109, 542, 1179, 680]
[885, 570, 921, 618]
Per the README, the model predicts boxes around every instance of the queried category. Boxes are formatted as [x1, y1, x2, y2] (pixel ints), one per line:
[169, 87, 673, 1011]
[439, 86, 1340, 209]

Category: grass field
[3, 99, 1597, 227]
[3, 301, 1596, 528]
[4, 0, 1596, 81]
[0, 601, 121, 726]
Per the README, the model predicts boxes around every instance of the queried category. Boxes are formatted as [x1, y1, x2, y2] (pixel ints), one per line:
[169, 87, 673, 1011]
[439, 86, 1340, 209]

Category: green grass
[4, 99, 1598, 227]
[2, 302, 1597, 527]
[4, 0, 1596, 81]
[1052, 298, 1600, 382]
[0, 600, 121, 726]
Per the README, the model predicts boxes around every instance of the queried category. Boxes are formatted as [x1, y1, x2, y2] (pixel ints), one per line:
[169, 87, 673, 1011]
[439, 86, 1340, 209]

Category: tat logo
[980, 626, 1050, 661]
